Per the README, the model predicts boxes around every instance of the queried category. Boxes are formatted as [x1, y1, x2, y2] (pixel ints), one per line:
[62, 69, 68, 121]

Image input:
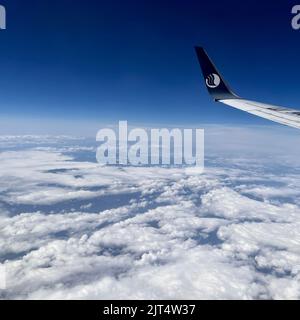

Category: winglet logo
[292, 5, 300, 30]
[206, 73, 221, 88]
[0, 5, 6, 30]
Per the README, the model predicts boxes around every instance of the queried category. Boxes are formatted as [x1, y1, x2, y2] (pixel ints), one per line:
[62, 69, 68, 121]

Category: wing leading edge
[195, 46, 300, 130]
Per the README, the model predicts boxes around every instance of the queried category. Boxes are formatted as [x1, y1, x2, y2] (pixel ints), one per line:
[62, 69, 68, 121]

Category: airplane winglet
[195, 46, 239, 101]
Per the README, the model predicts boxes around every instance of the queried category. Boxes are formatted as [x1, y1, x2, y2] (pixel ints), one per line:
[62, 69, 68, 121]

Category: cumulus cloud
[0, 130, 300, 299]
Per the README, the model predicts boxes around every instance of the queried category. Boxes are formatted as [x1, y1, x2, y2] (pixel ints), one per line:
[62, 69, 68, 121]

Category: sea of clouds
[0, 125, 300, 299]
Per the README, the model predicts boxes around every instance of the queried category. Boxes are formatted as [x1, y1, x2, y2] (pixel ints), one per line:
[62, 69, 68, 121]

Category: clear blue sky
[0, 0, 300, 133]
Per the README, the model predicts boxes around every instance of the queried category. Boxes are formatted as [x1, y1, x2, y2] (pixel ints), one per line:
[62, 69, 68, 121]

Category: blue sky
[0, 0, 300, 133]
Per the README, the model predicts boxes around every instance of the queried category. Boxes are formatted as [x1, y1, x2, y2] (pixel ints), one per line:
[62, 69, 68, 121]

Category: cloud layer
[0, 130, 300, 299]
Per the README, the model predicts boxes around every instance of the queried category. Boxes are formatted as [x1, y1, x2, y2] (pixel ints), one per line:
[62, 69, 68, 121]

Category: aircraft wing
[195, 46, 300, 130]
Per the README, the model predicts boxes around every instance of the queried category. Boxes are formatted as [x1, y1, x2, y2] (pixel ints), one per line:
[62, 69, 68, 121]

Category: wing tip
[195, 46, 239, 101]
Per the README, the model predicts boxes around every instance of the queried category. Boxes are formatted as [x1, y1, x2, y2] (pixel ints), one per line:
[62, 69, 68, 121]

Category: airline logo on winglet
[206, 73, 220, 88]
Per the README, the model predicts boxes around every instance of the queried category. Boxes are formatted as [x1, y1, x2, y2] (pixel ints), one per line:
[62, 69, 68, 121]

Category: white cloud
[1, 130, 300, 299]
